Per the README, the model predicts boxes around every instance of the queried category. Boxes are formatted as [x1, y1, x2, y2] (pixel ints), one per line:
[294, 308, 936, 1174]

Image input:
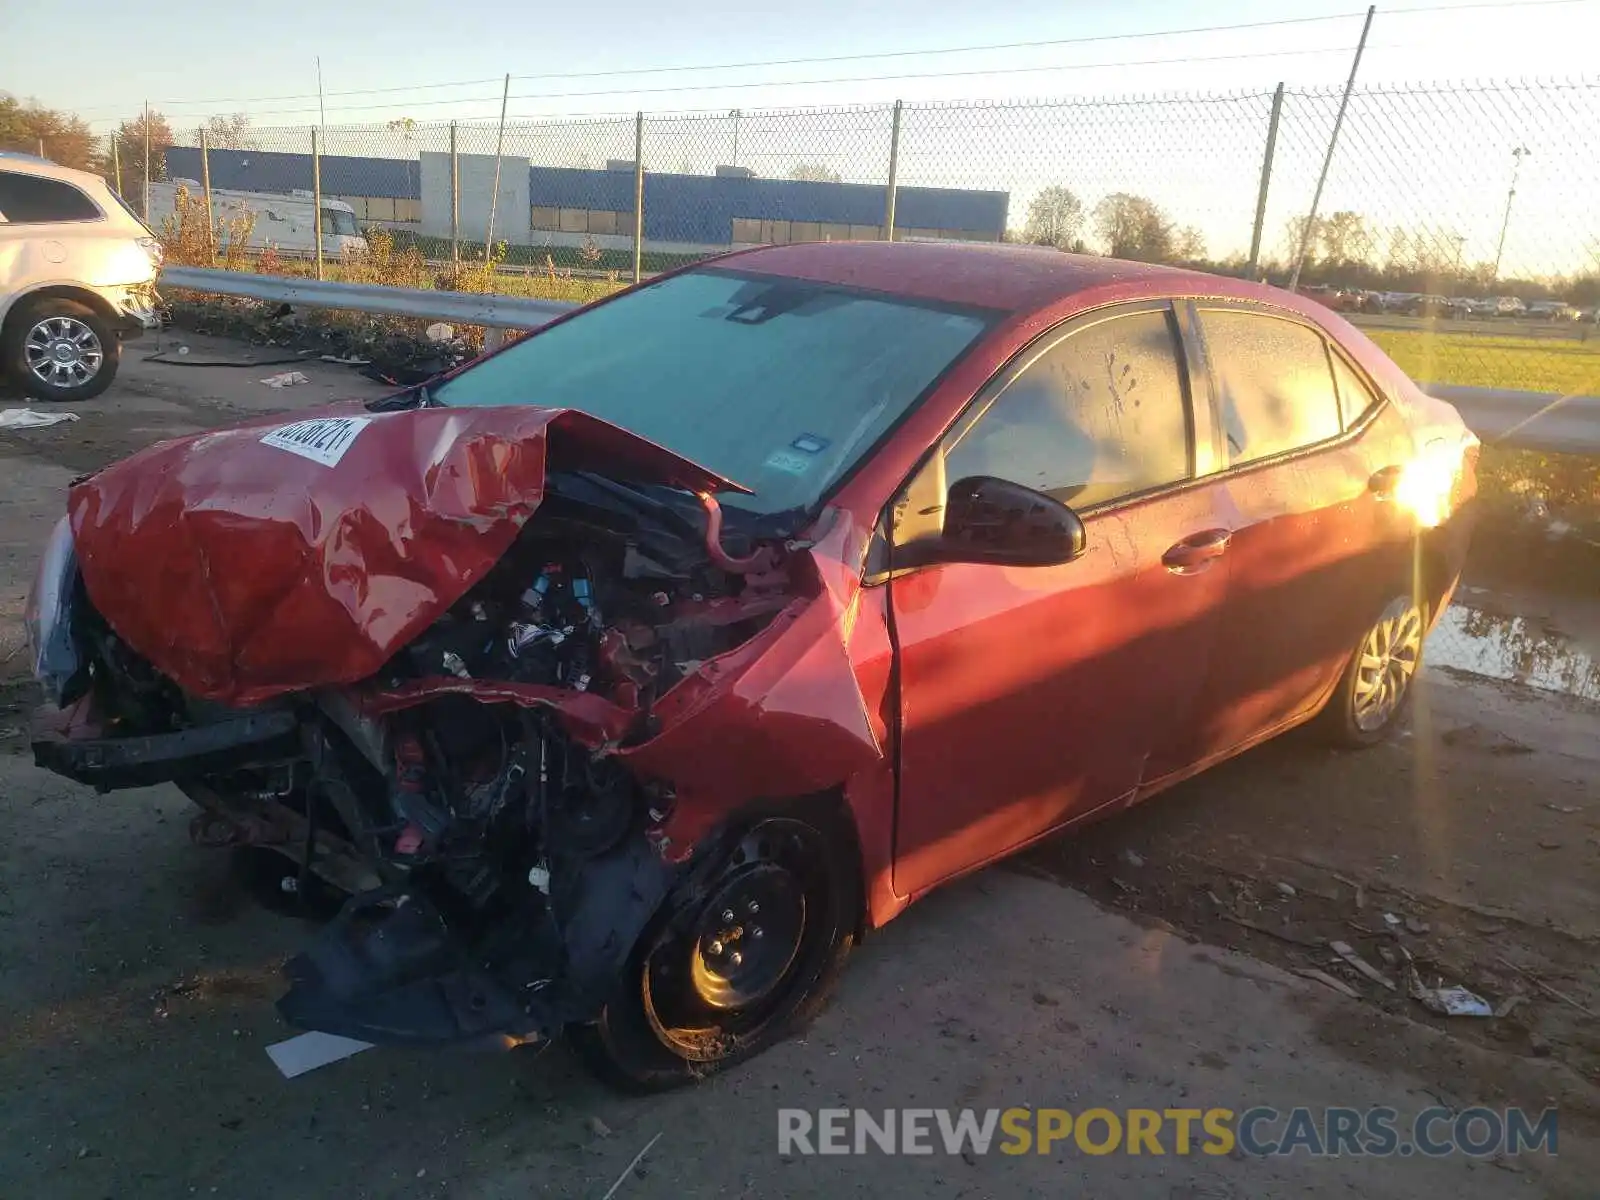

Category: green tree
[114, 109, 175, 203]
[1093, 192, 1175, 262]
[0, 94, 100, 170]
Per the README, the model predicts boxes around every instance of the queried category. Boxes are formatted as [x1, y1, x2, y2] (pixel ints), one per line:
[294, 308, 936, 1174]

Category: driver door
[888, 302, 1232, 899]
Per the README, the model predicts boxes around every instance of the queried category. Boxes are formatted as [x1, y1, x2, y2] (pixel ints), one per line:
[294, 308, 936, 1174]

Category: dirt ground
[0, 333, 1596, 1198]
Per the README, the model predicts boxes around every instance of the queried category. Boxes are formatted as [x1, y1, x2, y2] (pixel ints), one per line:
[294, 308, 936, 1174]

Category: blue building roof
[162, 148, 1008, 239]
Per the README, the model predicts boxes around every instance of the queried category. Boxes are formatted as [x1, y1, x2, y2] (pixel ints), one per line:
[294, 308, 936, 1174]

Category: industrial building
[162, 146, 1009, 255]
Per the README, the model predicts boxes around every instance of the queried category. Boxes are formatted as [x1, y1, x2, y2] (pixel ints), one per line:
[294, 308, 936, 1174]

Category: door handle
[1162, 528, 1231, 573]
[1369, 465, 1404, 499]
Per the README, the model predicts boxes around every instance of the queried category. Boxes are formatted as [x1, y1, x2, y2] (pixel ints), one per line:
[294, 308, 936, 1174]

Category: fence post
[37, 136, 46, 158]
[200, 129, 214, 262]
[632, 112, 645, 285]
[111, 136, 122, 196]
[883, 100, 903, 242]
[449, 121, 460, 268]
[1289, 4, 1375, 291]
[311, 128, 324, 282]
[1247, 84, 1285, 278]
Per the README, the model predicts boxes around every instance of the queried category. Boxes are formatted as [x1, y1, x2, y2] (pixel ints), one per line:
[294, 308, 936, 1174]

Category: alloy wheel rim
[24, 316, 103, 389]
[1352, 598, 1424, 732]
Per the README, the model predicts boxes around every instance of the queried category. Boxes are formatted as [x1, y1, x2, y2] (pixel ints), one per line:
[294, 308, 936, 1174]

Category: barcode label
[260, 416, 371, 467]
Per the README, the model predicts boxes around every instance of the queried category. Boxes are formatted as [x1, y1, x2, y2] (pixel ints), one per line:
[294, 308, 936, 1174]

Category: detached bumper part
[31, 707, 300, 789]
[278, 891, 551, 1049]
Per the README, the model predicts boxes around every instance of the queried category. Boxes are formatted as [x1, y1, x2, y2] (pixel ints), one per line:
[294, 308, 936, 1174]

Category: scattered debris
[1495, 955, 1598, 1018]
[1493, 994, 1527, 1019]
[1296, 968, 1360, 999]
[1275, 882, 1297, 898]
[1537, 839, 1562, 850]
[1329, 941, 1397, 991]
[0, 408, 80, 429]
[425, 322, 455, 343]
[1120, 849, 1145, 868]
[1382, 912, 1402, 931]
[259, 370, 311, 388]
[1404, 916, 1431, 935]
[1221, 914, 1321, 948]
[1543, 803, 1583, 814]
[1406, 967, 1493, 1017]
[320, 354, 370, 365]
[264, 1031, 374, 1078]
[599, 1131, 663, 1200]
[587, 1116, 614, 1139]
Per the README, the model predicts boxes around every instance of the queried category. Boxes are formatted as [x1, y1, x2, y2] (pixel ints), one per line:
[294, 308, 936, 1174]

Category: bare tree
[1021, 184, 1085, 250]
[1093, 192, 1175, 262]
[1173, 225, 1207, 261]
[789, 163, 842, 184]
[194, 113, 257, 150]
[1318, 211, 1373, 265]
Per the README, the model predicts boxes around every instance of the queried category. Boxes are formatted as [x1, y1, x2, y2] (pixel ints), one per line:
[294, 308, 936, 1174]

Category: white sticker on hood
[260, 416, 371, 466]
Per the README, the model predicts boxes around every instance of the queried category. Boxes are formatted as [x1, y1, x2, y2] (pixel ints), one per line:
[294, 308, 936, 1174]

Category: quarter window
[0, 171, 102, 223]
[1199, 310, 1342, 466]
[1330, 353, 1381, 429]
[943, 309, 1192, 510]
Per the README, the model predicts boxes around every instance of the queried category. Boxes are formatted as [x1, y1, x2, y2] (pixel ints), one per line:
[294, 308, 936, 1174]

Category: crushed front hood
[68, 404, 742, 706]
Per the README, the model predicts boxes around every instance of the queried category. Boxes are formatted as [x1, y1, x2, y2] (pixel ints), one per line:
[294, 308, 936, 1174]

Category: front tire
[4, 298, 120, 402]
[573, 815, 859, 1092]
[1318, 593, 1427, 747]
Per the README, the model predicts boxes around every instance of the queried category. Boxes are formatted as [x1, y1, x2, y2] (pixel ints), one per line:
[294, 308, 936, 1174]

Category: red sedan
[27, 242, 1477, 1088]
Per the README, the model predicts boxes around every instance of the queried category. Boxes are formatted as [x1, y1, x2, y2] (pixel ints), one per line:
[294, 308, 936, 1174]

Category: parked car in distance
[1527, 299, 1577, 320]
[1296, 283, 1364, 312]
[0, 152, 162, 401]
[26, 243, 1479, 1089]
[1405, 294, 1454, 318]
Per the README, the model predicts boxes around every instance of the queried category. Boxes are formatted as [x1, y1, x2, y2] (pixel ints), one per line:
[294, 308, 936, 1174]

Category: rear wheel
[1318, 593, 1427, 747]
[4, 298, 120, 402]
[573, 815, 858, 1092]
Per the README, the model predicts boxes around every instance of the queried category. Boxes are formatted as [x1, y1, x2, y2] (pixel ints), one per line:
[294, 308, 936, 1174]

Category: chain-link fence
[77, 78, 1600, 397]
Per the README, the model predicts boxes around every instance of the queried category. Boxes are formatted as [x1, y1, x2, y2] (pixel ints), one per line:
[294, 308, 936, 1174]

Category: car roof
[0, 152, 114, 190]
[715, 240, 1292, 318]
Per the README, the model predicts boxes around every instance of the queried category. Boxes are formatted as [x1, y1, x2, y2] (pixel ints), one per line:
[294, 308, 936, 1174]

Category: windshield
[322, 207, 360, 237]
[431, 268, 995, 514]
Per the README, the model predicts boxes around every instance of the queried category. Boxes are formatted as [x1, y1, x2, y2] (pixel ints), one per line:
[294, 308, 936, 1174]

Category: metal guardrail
[158, 265, 1600, 453]
[158, 265, 578, 332]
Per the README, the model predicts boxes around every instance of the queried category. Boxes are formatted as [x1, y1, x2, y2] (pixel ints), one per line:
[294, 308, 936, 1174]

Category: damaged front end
[28, 405, 826, 1049]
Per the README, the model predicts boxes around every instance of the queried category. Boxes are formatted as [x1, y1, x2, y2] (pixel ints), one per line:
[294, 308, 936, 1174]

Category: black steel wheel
[573, 814, 858, 1091]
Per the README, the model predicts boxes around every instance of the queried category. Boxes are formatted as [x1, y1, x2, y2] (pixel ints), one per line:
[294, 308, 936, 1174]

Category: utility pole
[1492, 145, 1530, 283]
[316, 57, 327, 131]
[730, 109, 741, 167]
[1289, 5, 1375, 291]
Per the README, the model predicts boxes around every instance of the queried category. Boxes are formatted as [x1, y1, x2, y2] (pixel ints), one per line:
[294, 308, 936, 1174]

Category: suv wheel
[5, 298, 120, 402]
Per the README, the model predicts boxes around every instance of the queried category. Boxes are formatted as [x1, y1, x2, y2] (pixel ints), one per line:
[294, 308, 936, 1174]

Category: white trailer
[146, 181, 368, 258]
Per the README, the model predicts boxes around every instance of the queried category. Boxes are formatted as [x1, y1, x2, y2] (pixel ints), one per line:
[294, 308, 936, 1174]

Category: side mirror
[937, 475, 1087, 567]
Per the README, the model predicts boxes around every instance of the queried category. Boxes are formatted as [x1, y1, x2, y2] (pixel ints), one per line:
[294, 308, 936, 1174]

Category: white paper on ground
[0, 408, 80, 429]
[265, 1031, 375, 1078]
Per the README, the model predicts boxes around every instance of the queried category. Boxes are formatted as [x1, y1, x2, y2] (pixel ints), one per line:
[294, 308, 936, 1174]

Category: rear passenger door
[1177, 305, 1414, 764]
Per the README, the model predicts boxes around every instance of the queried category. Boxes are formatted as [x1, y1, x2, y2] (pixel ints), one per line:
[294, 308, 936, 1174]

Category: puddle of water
[1426, 604, 1600, 701]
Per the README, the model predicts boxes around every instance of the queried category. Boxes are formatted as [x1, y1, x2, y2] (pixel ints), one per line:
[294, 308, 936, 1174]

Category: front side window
[431, 268, 996, 515]
[942, 308, 1192, 510]
[0, 171, 102, 223]
[1199, 309, 1342, 466]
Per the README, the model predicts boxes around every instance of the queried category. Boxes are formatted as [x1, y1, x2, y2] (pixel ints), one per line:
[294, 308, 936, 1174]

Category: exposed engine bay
[35, 468, 808, 1046]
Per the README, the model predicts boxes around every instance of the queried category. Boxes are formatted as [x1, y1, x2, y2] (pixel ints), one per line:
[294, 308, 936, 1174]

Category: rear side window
[1199, 310, 1342, 466]
[944, 308, 1192, 510]
[1330, 353, 1381, 429]
[0, 171, 103, 223]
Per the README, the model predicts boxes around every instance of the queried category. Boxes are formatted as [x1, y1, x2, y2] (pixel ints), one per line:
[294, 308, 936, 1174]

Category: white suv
[0, 152, 162, 401]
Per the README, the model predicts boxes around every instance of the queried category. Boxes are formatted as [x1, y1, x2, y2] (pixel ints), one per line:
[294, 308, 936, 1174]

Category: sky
[3, 0, 1595, 128]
